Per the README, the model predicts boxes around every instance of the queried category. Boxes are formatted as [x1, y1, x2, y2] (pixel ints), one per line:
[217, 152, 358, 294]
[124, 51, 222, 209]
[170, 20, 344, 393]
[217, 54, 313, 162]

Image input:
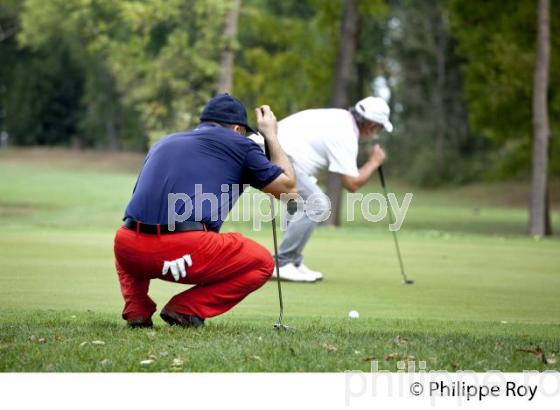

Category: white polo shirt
[277, 108, 360, 178]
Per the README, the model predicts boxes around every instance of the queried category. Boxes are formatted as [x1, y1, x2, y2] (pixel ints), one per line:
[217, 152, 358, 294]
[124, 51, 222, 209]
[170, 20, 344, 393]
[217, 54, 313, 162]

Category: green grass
[2, 310, 559, 372]
[1, 148, 559, 372]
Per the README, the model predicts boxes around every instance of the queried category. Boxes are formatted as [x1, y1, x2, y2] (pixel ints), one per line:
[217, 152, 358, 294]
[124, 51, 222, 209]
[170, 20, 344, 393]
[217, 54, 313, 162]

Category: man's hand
[368, 144, 387, 166]
[253, 104, 296, 198]
[341, 145, 387, 193]
[255, 105, 278, 141]
[162, 254, 193, 281]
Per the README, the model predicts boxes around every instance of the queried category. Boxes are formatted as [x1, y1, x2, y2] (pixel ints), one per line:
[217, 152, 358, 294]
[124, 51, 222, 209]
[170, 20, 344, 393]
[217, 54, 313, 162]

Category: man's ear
[232, 124, 246, 136]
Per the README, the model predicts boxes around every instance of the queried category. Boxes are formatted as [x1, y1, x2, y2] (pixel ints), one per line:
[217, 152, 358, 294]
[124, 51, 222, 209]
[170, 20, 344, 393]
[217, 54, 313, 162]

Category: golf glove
[162, 254, 193, 281]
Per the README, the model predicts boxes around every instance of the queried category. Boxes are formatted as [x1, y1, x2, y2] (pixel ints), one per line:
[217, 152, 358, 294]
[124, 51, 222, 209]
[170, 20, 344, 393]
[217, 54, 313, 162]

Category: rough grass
[2, 310, 559, 372]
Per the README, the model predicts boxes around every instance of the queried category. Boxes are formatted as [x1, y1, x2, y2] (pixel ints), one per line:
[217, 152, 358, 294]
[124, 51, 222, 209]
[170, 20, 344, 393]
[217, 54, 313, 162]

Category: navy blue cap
[200, 94, 257, 134]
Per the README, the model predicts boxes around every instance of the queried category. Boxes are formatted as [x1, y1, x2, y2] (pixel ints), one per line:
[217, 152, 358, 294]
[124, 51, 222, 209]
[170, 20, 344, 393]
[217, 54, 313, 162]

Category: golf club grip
[259, 106, 272, 160]
[371, 142, 387, 188]
[378, 165, 386, 188]
[263, 137, 271, 161]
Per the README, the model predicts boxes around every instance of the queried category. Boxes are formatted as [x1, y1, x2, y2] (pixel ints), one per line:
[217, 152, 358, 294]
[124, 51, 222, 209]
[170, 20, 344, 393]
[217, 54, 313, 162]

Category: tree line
[0, 0, 557, 234]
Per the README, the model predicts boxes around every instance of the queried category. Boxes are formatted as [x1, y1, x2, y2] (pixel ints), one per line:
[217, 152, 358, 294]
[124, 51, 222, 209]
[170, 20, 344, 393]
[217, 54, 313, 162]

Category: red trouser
[113, 226, 274, 320]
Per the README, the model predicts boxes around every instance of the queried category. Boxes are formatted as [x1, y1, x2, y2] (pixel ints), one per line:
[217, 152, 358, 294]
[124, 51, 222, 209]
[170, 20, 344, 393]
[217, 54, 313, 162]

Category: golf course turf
[1, 149, 559, 372]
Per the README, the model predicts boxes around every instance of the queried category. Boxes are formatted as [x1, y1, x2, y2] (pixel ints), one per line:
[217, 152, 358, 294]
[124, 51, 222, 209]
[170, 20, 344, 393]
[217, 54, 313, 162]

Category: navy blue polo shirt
[124, 123, 283, 232]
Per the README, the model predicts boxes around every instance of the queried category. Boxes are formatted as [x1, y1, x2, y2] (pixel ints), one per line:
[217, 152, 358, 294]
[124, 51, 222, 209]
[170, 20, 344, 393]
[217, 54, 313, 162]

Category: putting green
[1, 228, 559, 324]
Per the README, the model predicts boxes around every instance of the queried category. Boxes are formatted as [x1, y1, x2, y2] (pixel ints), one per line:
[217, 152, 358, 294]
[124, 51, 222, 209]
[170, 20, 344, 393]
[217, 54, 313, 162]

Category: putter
[377, 163, 415, 285]
[269, 198, 294, 331]
[263, 135, 295, 331]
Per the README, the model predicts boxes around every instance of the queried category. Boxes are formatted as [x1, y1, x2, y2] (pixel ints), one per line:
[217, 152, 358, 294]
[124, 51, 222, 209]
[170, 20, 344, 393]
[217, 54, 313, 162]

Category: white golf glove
[162, 254, 193, 281]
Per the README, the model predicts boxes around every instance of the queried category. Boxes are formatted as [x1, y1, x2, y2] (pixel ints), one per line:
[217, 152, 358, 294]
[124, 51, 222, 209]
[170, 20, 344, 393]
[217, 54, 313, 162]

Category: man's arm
[341, 145, 386, 193]
[256, 105, 297, 198]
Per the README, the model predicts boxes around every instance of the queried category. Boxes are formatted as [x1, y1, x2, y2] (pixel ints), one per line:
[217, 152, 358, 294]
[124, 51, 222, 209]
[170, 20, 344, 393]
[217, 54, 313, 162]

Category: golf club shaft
[378, 165, 408, 282]
[263, 138, 285, 325]
[269, 199, 284, 324]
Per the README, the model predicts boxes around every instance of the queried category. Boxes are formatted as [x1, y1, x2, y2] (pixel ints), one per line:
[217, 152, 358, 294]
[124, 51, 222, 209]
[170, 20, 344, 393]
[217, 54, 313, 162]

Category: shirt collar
[195, 122, 221, 130]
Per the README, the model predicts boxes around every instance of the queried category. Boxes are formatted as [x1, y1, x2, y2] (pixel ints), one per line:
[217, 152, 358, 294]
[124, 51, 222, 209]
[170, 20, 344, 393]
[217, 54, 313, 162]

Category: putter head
[273, 323, 295, 332]
[402, 279, 415, 285]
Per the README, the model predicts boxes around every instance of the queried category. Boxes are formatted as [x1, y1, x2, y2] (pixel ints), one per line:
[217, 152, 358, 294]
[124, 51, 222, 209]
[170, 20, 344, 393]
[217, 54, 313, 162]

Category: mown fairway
[1, 149, 559, 371]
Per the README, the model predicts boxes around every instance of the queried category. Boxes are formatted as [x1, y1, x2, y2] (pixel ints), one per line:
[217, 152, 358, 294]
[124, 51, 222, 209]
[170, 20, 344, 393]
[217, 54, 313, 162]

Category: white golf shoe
[297, 263, 324, 281]
[270, 263, 317, 283]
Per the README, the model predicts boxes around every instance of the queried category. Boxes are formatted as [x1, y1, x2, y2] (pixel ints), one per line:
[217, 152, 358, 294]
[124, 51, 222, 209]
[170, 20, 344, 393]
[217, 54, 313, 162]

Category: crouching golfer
[114, 94, 296, 328]
[273, 97, 392, 282]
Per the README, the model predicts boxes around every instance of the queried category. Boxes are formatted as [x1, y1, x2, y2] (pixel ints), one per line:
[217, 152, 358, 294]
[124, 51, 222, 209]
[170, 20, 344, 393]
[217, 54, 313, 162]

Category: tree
[235, 0, 339, 119]
[529, 0, 551, 236]
[0, 0, 20, 137]
[449, 0, 560, 179]
[0, 1, 18, 43]
[18, 0, 228, 148]
[104, 0, 227, 144]
[17, 0, 142, 149]
[324, 0, 361, 226]
[331, 0, 361, 108]
[218, 0, 242, 93]
[1, 0, 89, 147]
[450, 0, 559, 233]
[385, 0, 477, 186]
[5, 46, 85, 146]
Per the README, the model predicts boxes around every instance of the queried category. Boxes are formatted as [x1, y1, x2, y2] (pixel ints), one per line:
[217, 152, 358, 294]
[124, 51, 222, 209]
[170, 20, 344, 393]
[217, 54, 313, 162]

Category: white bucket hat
[355, 96, 393, 133]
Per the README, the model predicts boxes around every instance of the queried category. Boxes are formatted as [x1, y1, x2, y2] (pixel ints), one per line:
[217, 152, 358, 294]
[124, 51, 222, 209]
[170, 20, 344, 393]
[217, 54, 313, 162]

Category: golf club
[263, 137, 295, 331]
[377, 158, 415, 285]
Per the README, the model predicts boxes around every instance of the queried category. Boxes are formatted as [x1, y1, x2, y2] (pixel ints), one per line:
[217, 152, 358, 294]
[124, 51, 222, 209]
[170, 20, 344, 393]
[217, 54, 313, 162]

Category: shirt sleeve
[325, 132, 359, 177]
[242, 142, 284, 189]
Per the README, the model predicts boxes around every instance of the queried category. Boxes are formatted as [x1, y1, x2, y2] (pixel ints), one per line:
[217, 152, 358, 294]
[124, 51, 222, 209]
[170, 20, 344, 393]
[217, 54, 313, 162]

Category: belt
[123, 218, 206, 234]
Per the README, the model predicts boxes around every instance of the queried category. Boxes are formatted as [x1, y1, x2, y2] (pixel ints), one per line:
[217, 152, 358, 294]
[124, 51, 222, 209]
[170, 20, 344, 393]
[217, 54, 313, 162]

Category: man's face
[360, 122, 382, 141]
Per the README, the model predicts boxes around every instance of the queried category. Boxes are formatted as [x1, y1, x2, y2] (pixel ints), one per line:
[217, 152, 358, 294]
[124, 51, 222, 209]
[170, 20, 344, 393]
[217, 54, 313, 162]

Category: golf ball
[348, 310, 360, 319]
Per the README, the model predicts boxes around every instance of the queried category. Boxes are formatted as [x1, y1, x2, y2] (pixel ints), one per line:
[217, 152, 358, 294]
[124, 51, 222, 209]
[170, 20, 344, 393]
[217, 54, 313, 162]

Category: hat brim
[220, 120, 257, 135]
[383, 121, 393, 133]
[244, 124, 258, 135]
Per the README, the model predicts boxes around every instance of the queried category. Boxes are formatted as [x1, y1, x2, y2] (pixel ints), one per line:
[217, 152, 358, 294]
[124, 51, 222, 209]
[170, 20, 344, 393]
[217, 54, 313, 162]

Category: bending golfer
[114, 94, 296, 328]
[274, 97, 392, 282]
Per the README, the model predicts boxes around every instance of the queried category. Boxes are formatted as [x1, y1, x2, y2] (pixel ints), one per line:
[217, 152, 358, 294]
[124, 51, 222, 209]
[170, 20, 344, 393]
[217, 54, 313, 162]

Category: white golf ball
[348, 310, 360, 319]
